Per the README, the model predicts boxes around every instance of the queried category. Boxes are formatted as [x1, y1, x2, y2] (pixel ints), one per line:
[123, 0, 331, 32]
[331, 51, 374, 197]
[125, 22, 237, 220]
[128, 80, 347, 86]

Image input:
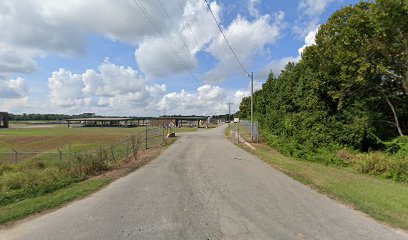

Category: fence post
[126, 137, 130, 159]
[145, 125, 148, 149]
[162, 120, 164, 144]
[57, 149, 62, 161]
[12, 150, 18, 163]
[232, 127, 236, 144]
[256, 124, 259, 143]
[237, 122, 240, 144]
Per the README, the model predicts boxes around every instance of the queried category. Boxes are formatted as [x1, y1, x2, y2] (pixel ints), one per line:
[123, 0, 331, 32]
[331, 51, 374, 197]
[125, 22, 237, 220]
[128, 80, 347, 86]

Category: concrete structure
[66, 116, 209, 128]
[151, 116, 208, 128]
[66, 118, 137, 128]
[0, 112, 9, 128]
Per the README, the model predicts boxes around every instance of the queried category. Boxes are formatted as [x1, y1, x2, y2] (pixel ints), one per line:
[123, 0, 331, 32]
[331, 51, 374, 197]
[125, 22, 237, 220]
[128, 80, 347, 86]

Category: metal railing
[0, 126, 172, 164]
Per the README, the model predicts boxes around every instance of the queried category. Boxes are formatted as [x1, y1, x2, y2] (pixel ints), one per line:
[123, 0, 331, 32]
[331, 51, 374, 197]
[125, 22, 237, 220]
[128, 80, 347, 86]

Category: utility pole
[227, 103, 233, 124]
[249, 71, 254, 141]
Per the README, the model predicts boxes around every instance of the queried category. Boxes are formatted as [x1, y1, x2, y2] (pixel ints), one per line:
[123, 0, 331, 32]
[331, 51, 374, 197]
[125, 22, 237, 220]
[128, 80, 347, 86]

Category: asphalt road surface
[1, 125, 407, 240]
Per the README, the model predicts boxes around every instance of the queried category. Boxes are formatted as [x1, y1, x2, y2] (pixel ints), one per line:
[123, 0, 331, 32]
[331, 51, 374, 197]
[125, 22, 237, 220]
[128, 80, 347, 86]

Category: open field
[226, 125, 408, 230]
[0, 124, 179, 224]
[0, 126, 143, 152]
[0, 125, 197, 152]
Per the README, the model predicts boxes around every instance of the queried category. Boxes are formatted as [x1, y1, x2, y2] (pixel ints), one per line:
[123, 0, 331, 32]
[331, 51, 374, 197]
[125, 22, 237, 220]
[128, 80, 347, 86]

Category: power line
[175, 0, 212, 72]
[204, 0, 248, 75]
[129, 0, 195, 74]
[157, 0, 203, 75]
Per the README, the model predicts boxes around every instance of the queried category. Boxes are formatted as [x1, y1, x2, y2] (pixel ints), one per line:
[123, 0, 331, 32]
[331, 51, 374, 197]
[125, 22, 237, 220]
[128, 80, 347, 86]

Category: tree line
[239, 0, 407, 164]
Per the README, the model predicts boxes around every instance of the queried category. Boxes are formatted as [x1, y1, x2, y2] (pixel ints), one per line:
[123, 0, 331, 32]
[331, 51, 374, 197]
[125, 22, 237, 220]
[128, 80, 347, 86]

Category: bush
[262, 131, 345, 166]
[0, 168, 78, 205]
[384, 136, 408, 157]
[0, 135, 143, 205]
[356, 153, 408, 182]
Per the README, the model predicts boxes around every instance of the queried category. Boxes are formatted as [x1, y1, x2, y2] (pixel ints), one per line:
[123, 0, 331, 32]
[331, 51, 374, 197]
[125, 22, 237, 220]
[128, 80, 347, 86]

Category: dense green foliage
[0, 178, 110, 224]
[239, 0, 407, 180]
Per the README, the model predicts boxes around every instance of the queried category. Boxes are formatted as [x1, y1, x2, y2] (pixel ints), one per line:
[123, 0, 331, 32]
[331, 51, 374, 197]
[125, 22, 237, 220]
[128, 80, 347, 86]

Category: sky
[0, 0, 360, 116]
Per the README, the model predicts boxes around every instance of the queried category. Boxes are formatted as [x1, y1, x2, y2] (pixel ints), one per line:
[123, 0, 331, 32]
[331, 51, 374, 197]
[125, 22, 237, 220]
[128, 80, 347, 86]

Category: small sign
[233, 118, 239, 123]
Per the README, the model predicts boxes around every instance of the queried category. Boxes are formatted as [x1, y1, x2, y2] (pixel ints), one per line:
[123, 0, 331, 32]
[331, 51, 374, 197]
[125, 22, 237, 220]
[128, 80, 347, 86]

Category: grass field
[0, 126, 144, 152]
[0, 125, 197, 152]
[0, 125, 180, 224]
[225, 125, 408, 230]
[0, 178, 110, 225]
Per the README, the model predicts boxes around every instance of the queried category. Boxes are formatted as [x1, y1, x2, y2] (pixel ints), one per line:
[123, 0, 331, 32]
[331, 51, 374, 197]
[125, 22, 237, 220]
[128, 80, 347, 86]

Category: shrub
[356, 153, 408, 182]
[384, 136, 408, 157]
[0, 168, 78, 205]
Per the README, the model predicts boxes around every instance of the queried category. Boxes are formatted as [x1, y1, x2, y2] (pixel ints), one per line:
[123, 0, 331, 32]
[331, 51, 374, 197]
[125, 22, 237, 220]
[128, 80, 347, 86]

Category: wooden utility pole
[228, 103, 233, 124]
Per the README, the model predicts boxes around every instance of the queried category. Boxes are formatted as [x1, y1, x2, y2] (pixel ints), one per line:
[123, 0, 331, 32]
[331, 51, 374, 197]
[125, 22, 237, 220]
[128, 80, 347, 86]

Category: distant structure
[66, 117, 137, 128]
[151, 116, 209, 128]
[65, 116, 209, 128]
[82, 113, 96, 117]
[0, 112, 9, 128]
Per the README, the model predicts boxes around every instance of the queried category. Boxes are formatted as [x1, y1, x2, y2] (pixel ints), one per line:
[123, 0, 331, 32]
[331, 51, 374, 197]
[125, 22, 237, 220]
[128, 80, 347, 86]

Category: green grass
[0, 178, 110, 224]
[0, 127, 176, 225]
[0, 125, 141, 136]
[225, 125, 408, 230]
[0, 126, 144, 152]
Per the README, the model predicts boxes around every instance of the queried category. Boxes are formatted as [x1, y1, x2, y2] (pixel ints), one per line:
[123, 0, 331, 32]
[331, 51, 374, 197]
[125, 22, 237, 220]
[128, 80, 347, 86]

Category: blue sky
[0, 0, 360, 116]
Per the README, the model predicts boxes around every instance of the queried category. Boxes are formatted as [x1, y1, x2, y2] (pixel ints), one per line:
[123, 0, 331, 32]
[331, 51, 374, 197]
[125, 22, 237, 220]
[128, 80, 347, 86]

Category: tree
[240, 0, 407, 158]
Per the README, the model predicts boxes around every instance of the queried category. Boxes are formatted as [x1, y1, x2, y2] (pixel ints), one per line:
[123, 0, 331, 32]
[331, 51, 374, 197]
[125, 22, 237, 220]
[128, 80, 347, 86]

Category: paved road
[1, 125, 407, 240]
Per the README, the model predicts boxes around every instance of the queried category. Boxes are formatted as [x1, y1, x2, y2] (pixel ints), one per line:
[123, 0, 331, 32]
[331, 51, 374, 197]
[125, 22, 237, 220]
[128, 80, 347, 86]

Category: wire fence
[0, 126, 173, 165]
[232, 120, 259, 144]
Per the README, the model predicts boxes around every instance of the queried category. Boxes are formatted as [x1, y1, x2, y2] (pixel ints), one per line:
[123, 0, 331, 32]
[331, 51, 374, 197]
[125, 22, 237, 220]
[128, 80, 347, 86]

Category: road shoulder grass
[225, 126, 408, 231]
[0, 137, 178, 226]
[0, 178, 109, 226]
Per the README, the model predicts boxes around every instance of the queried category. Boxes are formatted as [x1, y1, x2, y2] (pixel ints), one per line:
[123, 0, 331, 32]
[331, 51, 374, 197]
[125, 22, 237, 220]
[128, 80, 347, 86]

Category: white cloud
[48, 69, 85, 107]
[135, 0, 220, 79]
[0, 78, 28, 99]
[47, 60, 167, 114]
[0, 0, 194, 75]
[233, 80, 263, 102]
[0, 77, 32, 113]
[261, 27, 318, 77]
[0, 44, 38, 74]
[0, 0, 224, 81]
[204, 13, 282, 83]
[298, 27, 318, 55]
[299, 0, 335, 17]
[294, 0, 334, 37]
[248, 0, 261, 17]
[157, 85, 227, 115]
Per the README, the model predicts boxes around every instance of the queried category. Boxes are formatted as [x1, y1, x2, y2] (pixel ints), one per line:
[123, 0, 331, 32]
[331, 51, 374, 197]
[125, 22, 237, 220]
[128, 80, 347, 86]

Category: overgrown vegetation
[0, 134, 144, 206]
[239, 0, 407, 181]
[0, 178, 110, 224]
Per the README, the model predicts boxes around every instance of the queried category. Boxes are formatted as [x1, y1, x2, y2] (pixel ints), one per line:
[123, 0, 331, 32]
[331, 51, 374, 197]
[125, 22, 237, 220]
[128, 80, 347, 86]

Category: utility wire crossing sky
[0, 0, 360, 116]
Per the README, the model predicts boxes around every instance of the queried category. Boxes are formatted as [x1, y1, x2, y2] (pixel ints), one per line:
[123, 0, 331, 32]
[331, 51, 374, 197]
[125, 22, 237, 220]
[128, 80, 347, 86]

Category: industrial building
[150, 116, 209, 128]
[0, 112, 9, 128]
[66, 117, 139, 128]
[65, 116, 209, 128]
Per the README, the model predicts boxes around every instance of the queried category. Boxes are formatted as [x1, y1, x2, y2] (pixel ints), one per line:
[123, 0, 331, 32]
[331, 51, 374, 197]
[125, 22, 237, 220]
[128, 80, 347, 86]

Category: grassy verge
[0, 136, 178, 225]
[0, 178, 109, 225]
[225, 125, 408, 230]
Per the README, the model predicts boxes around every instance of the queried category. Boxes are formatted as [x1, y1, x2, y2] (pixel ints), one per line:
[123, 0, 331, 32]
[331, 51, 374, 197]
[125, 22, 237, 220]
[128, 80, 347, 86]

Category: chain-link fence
[0, 126, 172, 164]
[237, 120, 258, 143]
